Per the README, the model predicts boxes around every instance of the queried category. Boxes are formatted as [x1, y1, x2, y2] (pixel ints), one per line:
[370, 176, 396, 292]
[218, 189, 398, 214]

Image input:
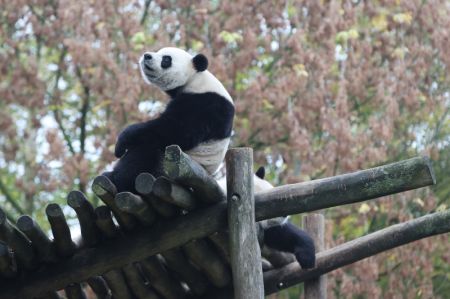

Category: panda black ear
[193, 54, 208, 72]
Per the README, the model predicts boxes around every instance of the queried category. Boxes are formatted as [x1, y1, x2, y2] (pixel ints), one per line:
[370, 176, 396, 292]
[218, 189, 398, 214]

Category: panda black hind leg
[264, 221, 316, 269]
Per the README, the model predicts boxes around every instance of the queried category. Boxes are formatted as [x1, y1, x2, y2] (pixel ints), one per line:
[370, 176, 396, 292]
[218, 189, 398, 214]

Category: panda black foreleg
[264, 222, 316, 269]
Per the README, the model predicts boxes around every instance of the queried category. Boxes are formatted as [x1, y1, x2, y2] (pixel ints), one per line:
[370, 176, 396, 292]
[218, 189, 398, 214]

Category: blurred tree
[0, 0, 448, 297]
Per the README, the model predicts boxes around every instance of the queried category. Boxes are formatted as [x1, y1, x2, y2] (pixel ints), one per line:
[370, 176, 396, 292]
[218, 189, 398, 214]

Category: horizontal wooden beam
[263, 209, 450, 294]
[0, 156, 435, 298]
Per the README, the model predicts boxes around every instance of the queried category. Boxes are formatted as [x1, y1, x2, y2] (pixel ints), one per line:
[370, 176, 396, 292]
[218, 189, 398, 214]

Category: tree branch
[0, 177, 24, 215]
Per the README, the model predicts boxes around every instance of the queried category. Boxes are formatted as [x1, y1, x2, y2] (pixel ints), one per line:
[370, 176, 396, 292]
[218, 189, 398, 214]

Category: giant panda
[106, 47, 315, 269]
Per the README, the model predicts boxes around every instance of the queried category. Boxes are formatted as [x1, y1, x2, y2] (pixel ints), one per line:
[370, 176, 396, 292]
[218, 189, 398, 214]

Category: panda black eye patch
[161, 55, 172, 69]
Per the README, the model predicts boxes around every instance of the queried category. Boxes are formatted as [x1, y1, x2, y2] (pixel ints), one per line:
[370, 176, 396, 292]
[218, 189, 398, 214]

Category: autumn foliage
[0, 0, 449, 297]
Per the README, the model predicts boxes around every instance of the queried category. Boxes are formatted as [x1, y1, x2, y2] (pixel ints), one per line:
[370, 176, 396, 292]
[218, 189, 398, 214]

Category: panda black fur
[106, 47, 234, 192]
[106, 47, 315, 269]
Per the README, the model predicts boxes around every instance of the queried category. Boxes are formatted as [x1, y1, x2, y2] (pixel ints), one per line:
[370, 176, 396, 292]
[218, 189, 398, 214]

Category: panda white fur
[106, 47, 315, 269]
[105, 47, 234, 192]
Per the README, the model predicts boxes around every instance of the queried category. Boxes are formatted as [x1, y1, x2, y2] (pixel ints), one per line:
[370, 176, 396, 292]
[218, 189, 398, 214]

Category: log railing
[0, 146, 445, 299]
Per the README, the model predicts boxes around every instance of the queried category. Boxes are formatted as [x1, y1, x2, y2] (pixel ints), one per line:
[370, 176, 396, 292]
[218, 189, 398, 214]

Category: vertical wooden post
[226, 148, 264, 299]
[303, 213, 326, 299]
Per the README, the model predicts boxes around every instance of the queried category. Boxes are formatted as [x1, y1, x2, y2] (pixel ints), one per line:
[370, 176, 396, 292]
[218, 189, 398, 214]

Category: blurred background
[0, 0, 449, 298]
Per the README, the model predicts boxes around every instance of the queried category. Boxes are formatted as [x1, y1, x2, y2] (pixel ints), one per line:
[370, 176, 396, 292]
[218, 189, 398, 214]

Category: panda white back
[139, 47, 234, 175]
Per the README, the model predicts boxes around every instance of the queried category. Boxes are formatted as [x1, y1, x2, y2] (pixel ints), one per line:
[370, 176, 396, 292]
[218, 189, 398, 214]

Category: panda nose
[144, 53, 152, 61]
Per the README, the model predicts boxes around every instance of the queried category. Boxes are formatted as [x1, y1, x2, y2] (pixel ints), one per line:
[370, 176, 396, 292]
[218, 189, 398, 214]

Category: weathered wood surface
[226, 148, 264, 299]
[153, 176, 197, 210]
[115, 192, 156, 226]
[264, 209, 450, 294]
[0, 156, 436, 298]
[65, 283, 87, 299]
[92, 175, 136, 230]
[256, 156, 435, 220]
[303, 214, 326, 299]
[103, 269, 133, 299]
[163, 145, 226, 203]
[122, 263, 159, 299]
[86, 276, 110, 299]
[135, 172, 177, 218]
[17, 215, 58, 263]
[46, 204, 76, 258]
[0, 208, 35, 269]
[139, 256, 186, 299]
[68, 191, 99, 247]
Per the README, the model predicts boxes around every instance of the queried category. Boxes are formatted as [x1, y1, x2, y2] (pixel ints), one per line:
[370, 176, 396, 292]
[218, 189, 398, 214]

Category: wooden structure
[0, 146, 447, 299]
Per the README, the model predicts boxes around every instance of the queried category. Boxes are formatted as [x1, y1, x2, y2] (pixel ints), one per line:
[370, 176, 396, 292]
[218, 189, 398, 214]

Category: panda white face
[139, 47, 204, 91]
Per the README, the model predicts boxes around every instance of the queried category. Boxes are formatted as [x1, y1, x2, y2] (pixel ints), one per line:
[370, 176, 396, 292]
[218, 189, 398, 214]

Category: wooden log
[261, 246, 296, 268]
[115, 192, 156, 226]
[67, 191, 99, 247]
[263, 209, 450, 294]
[162, 248, 209, 295]
[163, 145, 226, 203]
[226, 148, 264, 299]
[256, 156, 435, 220]
[94, 206, 118, 239]
[0, 157, 435, 298]
[135, 173, 177, 218]
[17, 215, 58, 263]
[0, 241, 16, 278]
[36, 291, 62, 299]
[153, 177, 197, 210]
[122, 263, 159, 299]
[303, 214, 326, 299]
[103, 269, 133, 299]
[208, 231, 231, 263]
[183, 239, 231, 288]
[46, 204, 76, 257]
[140, 256, 186, 299]
[92, 175, 136, 230]
[65, 283, 87, 299]
[87, 276, 111, 299]
[0, 208, 35, 269]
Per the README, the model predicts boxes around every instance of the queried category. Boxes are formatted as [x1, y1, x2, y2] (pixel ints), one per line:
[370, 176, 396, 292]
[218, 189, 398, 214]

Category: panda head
[139, 47, 208, 91]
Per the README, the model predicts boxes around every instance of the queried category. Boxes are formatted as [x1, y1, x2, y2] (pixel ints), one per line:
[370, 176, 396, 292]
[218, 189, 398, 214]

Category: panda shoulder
[184, 71, 233, 104]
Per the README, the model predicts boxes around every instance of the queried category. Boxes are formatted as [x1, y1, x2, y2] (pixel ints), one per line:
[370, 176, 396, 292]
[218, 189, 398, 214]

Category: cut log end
[135, 173, 156, 195]
[16, 216, 34, 232]
[92, 176, 117, 197]
[46, 204, 64, 218]
[67, 191, 88, 209]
